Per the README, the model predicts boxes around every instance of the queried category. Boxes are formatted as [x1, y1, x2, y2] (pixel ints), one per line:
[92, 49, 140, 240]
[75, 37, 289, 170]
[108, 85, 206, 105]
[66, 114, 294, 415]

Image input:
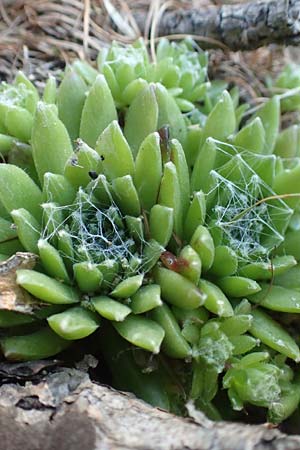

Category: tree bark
[137, 0, 300, 51]
[1, 363, 300, 450]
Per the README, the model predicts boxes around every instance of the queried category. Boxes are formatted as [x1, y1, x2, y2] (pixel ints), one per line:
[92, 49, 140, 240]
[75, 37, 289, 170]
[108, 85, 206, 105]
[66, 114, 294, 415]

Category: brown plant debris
[0, 0, 297, 93]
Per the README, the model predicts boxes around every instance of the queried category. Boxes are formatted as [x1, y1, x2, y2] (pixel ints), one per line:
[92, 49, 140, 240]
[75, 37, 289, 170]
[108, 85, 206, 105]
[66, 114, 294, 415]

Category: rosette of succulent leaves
[1, 38, 300, 425]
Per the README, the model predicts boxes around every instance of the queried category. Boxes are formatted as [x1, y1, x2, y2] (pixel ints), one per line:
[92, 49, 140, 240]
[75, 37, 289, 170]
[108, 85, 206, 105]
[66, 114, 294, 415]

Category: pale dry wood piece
[0, 252, 39, 314]
[136, 0, 300, 51]
[0, 365, 300, 450]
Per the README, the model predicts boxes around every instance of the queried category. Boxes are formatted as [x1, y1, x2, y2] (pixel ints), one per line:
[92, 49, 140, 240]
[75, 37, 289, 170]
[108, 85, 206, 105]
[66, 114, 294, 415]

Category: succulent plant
[97, 38, 209, 111]
[1, 39, 300, 424]
[274, 63, 300, 112]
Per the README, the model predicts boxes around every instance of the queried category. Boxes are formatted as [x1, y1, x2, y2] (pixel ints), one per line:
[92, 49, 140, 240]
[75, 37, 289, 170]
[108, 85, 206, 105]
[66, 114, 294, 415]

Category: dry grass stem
[0, 0, 298, 104]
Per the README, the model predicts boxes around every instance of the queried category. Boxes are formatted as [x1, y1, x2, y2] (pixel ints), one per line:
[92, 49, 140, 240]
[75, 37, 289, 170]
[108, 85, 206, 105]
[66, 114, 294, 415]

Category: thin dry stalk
[0, 0, 297, 103]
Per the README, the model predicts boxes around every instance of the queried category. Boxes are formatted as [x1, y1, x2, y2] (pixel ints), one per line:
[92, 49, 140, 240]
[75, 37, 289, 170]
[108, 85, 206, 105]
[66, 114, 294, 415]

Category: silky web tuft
[206, 142, 292, 264]
[41, 183, 149, 280]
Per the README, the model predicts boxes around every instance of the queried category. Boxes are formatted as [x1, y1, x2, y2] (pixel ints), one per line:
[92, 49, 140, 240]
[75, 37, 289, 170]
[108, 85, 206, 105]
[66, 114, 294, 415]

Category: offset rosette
[96, 38, 209, 111]
[0, 91, 207, 360]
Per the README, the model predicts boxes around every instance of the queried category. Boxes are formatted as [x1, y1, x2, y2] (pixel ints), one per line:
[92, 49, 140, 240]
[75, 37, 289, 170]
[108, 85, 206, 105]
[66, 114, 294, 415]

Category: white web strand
[206, 143, 292, 264]
[41, 184, 149, 278]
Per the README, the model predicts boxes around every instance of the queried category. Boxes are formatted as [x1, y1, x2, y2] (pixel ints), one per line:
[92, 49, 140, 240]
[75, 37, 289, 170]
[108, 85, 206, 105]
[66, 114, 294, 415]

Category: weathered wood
[0, 364, 300, 450]
[137, 0, 300, 51]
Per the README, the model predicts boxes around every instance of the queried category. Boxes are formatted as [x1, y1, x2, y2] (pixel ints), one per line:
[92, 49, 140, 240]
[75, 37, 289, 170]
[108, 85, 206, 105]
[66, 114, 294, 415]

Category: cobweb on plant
[205, 143, 293, 264]
[41, 183, 148, 283]
[38, 140, 294, 273]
